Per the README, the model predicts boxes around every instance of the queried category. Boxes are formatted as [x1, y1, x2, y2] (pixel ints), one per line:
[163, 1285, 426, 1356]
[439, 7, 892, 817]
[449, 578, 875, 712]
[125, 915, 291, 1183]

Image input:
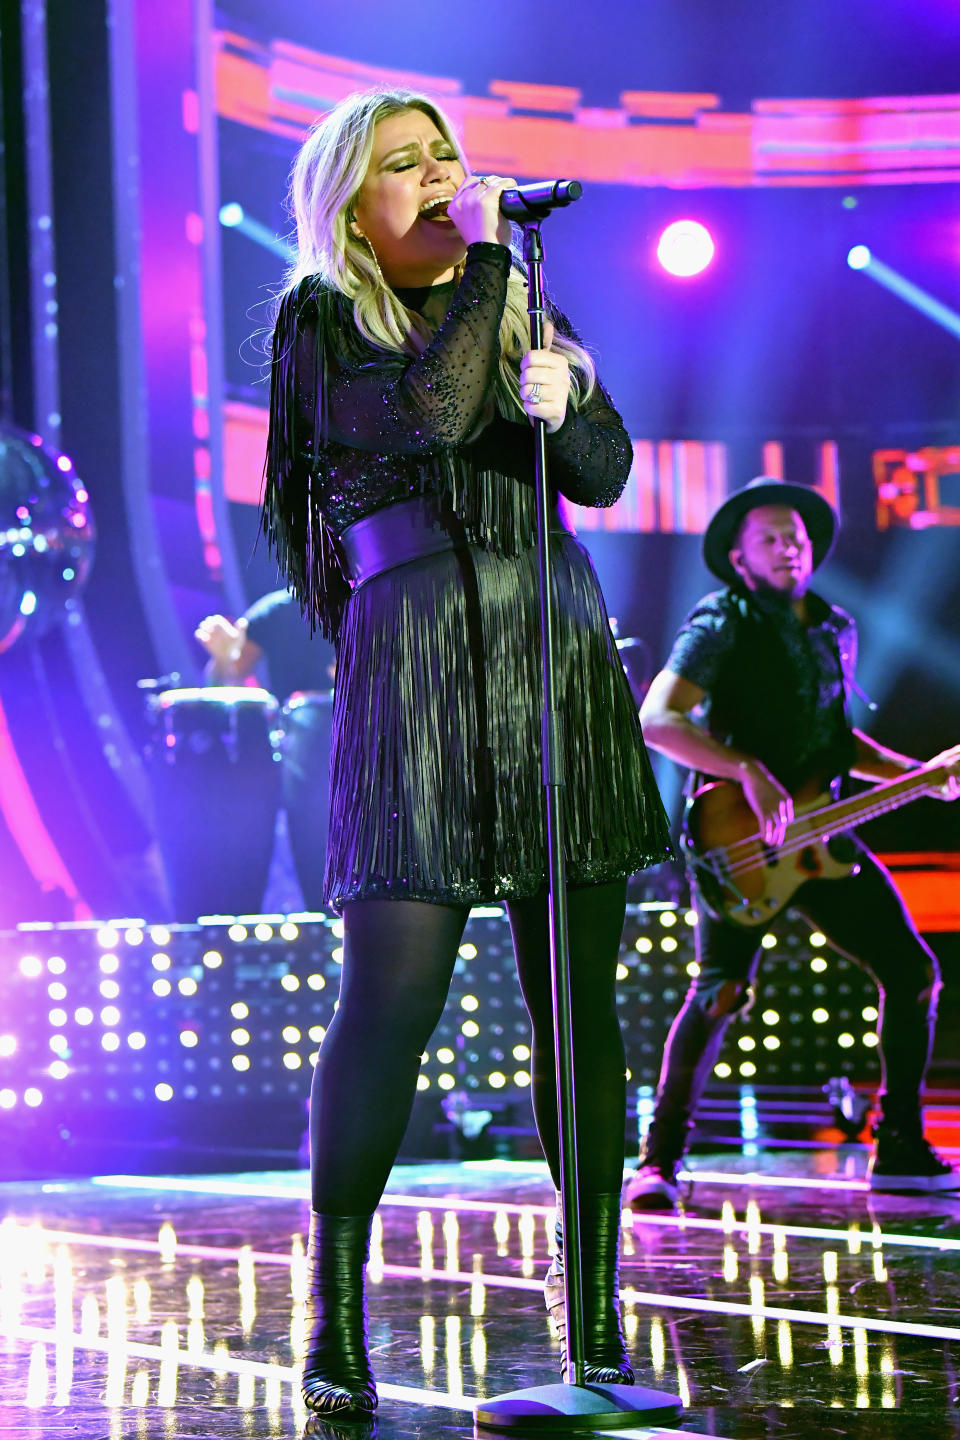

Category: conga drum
[280, 689, 333, 912]
[146, 687, 282, 920]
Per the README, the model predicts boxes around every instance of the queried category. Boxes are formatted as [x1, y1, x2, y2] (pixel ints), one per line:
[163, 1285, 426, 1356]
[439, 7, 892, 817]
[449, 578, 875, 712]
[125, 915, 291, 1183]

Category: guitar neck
[793, 763, 944, 840]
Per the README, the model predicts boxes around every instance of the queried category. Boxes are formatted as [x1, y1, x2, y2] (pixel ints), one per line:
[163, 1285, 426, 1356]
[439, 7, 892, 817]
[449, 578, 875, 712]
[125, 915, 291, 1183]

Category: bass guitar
[684, 746, 960, 927]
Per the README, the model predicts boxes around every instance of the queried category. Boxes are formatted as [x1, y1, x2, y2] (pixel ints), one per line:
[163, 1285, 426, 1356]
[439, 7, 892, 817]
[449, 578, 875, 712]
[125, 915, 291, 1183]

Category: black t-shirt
[667, 586, 857, 790]
[244, 590, 335, 701]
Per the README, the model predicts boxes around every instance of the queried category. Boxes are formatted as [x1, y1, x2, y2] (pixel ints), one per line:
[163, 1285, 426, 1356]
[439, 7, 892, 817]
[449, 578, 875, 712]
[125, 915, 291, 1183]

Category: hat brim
[703, 480, 838, 585]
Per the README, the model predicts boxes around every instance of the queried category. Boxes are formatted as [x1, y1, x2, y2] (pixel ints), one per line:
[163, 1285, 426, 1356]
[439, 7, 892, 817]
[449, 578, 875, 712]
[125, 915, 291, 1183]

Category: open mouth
[418, 196, 454, 224]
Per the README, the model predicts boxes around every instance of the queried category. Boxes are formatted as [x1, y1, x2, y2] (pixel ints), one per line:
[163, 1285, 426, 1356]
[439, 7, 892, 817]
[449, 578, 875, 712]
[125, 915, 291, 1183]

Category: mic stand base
[475, 1380, 683, 1433]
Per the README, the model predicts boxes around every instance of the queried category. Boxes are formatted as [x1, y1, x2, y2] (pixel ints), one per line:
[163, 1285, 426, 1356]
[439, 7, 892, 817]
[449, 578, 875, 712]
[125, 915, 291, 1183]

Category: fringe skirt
[323, 533, 672, 909]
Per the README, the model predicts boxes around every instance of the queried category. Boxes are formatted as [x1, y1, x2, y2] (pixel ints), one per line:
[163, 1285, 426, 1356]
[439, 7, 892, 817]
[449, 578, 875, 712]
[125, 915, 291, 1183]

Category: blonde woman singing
[262, 87, 670, 1420]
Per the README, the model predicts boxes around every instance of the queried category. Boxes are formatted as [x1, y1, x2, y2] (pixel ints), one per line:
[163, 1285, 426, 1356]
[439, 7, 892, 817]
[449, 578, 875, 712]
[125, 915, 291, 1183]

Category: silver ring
[529, 382, 542, 404]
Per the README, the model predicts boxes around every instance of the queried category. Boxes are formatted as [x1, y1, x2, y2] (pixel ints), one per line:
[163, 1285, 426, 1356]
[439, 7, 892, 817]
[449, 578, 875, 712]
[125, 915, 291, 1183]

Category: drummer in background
[195, 588, 335, 700]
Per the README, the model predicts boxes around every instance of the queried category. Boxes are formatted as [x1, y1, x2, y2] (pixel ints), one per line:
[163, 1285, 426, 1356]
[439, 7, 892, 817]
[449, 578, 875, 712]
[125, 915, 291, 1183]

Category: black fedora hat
[703, 477, 839, 585]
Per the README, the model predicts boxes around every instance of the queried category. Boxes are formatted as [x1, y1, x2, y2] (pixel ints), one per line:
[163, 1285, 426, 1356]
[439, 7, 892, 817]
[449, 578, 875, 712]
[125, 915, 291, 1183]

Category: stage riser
[0, 905, 884, 1172]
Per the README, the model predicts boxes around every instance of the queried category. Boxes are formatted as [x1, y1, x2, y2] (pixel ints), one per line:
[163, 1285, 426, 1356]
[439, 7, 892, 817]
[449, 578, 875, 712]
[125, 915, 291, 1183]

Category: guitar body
[685, 779, 860, 927]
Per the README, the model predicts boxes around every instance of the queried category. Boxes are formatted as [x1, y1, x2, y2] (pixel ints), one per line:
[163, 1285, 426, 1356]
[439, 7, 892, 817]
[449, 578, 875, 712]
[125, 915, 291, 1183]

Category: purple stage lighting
[656, 220, 715, 277]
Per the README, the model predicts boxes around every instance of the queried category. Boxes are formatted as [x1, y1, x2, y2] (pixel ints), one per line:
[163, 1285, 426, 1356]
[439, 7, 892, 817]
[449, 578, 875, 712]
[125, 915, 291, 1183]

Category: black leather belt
[338, 493, 569, 588]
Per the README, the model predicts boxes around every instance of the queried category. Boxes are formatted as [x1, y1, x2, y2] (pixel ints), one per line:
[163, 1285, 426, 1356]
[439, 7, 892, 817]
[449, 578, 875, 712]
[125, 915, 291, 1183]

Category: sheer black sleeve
[544, 304, 633, 509]
[321, 242, 511, 454]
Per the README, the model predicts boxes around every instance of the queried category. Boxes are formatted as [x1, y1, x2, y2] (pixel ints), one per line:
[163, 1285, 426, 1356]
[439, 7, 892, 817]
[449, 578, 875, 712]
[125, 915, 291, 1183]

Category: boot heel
[302, 1212, 379, 1420]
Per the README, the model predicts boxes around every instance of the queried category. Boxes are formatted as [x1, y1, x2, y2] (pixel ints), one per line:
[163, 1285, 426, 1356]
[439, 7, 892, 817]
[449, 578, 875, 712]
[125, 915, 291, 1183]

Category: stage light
[49, 1035, 68, 1054]
[0, 1090, 15, 1108]
[24, 1089, 42, 1106]
[283, 1054, 301, 1069]
[656, 220, 715, 278]
[660, 911, 676, 928]
[513, 1044, 530, 1061]
[738, 1036, 756, 1051]
[810, 957, 828, 974]
[462, 1020, 480, 1037]
[219, 202, 244, 227]
[488, 1072, 506, 1089]
[152, 954, 171, 971]
[152, 979, 171, 997]
[102, 1034, 120, 1052]
[254, 923, 273, 942]
[155, 1084, 173, 1101]
[838, 1034, 854, 1048]
[635, 937, 653, 953]
[97, 926, 120, 949]
[48, 982, 66, 1000]
[230, 1003, 248, 1019]
[812, 1008, 829, 1024]
[0, 1035, 15, 1057]
[49, 1061, 68, 1080]
[128, 1033, 146, 1049]
[862, 1006, 878, 1021]
[436, 1048, 455, 1064]
[228, 924, 247, 942]
[739, 1061, 757, 1077]
[847, 245, 872, 270]
[100, 980, 120, 998]
[125, 928, 144, 946]
[75, 1007, 93, 1025]
[47, 957, 66, 974]
[180, 1031, 198, 1048]
[686, 961, 700, 976]
[281, 975, 300, 991]
[459, 942, 478, 960]
[306, 974, 325, 990]
[438, 1073, 455, 1090]
[177, 978, 197, 996]
[763, 1036, 781, 1050]
[417, 1074, 430, 1090]
[714, 1062, 732, 1078]
[99, 954, 120, 973]
[514, 1070, 531, 1087]
[661, 937, 677, 952]
[48, 1008, 67, 1027]
[280, 922, 298, 941]
[616, 962, 629, 979]
[232, 1056, 250, 1072]
[863, 1033, 879, 1047]
[308, 1025, 325, 1042]
[761, 934, 777, 950]
[330, 946, 344, 964]
[101, 1006, 120, 1026]
[231, 1029, 250, 1046]
[151, 927, 171, 946]
[282, 1026, 301, 1043]
[20, 956, 43, 978]
[461, 995, 479, 1012]
[761, 1010, 780, 1025]
[810, 933, 826, 947]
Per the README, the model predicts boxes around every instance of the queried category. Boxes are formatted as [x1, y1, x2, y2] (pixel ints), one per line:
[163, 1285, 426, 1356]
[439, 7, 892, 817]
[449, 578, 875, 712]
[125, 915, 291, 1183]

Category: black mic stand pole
[475, 213, 683, 1433]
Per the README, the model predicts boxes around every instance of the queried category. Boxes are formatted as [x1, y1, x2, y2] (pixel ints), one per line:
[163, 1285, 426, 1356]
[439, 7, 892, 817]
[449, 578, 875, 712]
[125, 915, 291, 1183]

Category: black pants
[643, 850, 941, 1164]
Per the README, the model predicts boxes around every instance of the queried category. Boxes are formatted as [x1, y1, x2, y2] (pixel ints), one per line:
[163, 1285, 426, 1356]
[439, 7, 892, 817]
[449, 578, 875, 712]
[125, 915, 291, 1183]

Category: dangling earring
[352, 225, 385, 286]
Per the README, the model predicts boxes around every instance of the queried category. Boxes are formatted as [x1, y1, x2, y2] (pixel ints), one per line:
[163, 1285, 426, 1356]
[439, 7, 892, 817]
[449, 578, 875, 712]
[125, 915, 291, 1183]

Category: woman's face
[350, 109, 468, 287]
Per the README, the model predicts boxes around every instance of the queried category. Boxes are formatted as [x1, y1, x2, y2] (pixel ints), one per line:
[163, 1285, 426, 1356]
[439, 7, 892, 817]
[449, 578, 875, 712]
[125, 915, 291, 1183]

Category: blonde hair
[285, 86, 596, 419]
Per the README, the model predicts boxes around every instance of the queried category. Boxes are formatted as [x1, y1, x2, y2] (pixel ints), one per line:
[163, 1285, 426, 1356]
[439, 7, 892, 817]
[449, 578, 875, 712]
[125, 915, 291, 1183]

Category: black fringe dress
[262, 240, 671, 910]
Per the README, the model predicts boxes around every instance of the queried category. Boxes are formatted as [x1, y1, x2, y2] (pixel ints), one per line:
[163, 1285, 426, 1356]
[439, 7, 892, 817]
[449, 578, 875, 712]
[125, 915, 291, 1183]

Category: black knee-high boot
[543, 1192, 633, 1384]
[302, 1212, 378, 1419]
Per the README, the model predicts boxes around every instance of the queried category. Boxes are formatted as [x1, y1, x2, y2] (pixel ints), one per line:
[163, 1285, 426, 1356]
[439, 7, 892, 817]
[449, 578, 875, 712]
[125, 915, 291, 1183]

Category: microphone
[498, 180, 583, 221]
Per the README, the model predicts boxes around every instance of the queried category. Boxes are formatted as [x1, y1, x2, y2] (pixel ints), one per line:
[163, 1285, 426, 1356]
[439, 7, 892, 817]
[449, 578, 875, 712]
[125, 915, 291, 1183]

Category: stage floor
[2, 1143, 960, 1439]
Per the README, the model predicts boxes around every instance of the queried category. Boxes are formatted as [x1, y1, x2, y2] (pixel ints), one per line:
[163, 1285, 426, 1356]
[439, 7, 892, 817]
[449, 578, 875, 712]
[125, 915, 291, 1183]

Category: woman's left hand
[520, 321, 569, 434]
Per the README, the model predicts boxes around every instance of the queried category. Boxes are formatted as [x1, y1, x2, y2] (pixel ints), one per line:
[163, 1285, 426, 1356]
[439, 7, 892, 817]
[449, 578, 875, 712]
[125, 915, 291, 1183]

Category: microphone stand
[475, 214, 683, 1431]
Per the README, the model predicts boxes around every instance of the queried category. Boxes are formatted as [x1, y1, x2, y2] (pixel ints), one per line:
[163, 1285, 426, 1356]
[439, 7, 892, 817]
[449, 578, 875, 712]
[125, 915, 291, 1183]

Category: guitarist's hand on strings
[927, 746, 960, 802]
[737, 760, 794, 846]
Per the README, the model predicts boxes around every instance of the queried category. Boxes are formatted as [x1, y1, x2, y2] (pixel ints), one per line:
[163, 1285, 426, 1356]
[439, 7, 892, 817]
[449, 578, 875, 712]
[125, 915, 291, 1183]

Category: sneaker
[624, 1162, 680, 1211]
[869, 1133, 960, 1193]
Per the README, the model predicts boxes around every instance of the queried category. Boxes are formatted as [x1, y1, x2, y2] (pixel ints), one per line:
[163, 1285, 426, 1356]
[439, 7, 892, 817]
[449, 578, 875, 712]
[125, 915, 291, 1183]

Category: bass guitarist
[627, 478, 960, 1208]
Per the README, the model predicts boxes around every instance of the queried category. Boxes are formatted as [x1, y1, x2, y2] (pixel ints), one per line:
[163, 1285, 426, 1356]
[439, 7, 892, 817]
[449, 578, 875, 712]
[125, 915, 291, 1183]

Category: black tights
[310, 880, 628, 1214]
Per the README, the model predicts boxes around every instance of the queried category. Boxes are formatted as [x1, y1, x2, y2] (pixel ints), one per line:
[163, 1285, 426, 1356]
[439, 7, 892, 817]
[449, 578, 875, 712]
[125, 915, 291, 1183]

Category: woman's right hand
[446, 174, 516, 248]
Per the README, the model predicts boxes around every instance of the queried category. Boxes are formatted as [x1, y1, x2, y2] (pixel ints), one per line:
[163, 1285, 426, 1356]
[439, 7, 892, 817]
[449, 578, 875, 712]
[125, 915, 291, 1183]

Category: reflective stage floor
[2, 1139, 960, 1439]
